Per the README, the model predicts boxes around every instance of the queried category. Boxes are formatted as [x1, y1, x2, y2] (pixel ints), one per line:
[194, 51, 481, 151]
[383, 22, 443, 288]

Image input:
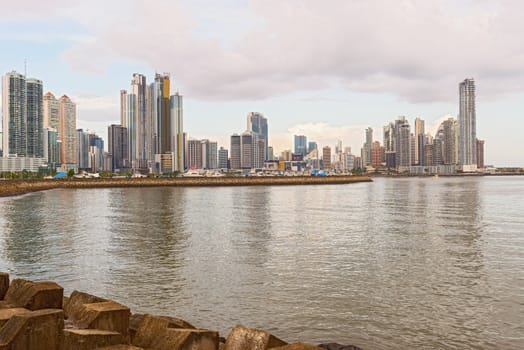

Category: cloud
[6, 0, 524, 104]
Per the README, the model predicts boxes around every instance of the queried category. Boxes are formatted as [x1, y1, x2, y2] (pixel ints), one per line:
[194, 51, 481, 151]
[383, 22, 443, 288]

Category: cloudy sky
[1, 0, 523, 166]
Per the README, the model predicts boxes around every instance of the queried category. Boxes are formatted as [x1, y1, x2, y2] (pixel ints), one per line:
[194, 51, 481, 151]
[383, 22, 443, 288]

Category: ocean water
[0, 176, 523, 349]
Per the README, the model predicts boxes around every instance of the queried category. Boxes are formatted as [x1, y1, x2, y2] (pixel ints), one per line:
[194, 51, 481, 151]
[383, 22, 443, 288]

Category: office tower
[247, 112, 268, 160]
[383, 122, 396, 168]
[322, 146, 331, 169]
[43, 92, 60, 130]
[424, 143, 433, 166]
[43, 128, 61, 169]
[170, 92, 184, 171]
[394, 117, 411, 169]
[230, 134, 241, 169]
[76, 129, 89, 170]
[294, 135, 307, 156]
[307, 141, 317, 154]
[364, 127, 373, 166]
[241, 132, 253, 169]
[476, 139, 485, 169]
[151, 73, 170, 157]
[187, 139, 203, 169]
[200, 139, 218, 169]
[371, 141, 382, 168]
[267, 146, 274, 161]
[88, 133, 104, 172]
[441, 118, 458, 165]
[432, 137, 443, 165]
[414, 118, 425, 165]
[59, 95, 77, 169]
[459, 78, 477, 168]
[108, 124, 128, 173]
[121, 73, 148, 170]
[218, 147, 229, 169]
[2, 71, 44, 158]
[280, 150, 292, 161]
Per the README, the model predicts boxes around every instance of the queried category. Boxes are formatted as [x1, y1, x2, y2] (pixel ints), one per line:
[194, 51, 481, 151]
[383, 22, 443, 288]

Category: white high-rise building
[2, 71, 44, 158]
[459, 78, 477, 170]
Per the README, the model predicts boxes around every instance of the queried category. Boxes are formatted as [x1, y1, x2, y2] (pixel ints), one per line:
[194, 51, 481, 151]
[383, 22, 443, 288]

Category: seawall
[0, 176, 372, 198]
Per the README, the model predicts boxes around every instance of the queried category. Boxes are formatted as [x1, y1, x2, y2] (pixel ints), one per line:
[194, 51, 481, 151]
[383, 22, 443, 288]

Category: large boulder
[223, 325, 287, 350]
[74, 300, 131, 337]
[4, 279, 63, 310]
[133, 314, 217, 350]
[63, 328, 127, 350]
[64, 290, 107, 320]
[0, 308, 31, 328]
[129, 313, 195, 340]
[0, 309, 64, 350]
[0, 273, 8, 300]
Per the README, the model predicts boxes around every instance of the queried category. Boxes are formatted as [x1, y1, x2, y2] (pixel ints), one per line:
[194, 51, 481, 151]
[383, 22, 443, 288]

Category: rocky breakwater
[0, 273, 362, 350]
[0, 176, 372, 198]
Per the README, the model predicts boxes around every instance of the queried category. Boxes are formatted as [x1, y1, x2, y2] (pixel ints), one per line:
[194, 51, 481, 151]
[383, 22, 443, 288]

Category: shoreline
[0, 175, 372, 198]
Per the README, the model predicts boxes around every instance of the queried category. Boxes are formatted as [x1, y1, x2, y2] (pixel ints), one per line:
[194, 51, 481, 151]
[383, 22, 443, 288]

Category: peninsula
[0, 176, 371, 198]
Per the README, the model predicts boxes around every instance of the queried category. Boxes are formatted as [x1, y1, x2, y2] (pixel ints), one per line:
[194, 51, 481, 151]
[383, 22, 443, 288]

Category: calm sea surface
[0, 177, 523, 349]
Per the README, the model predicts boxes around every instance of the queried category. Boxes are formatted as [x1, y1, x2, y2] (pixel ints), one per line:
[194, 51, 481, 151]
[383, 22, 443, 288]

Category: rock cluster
[0, 273, 362, 350]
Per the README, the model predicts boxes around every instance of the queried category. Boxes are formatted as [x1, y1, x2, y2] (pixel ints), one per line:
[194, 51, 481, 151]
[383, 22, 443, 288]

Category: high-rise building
[230, 134, 241, 169]
[43, 128, 61, 170]
[170, 92, 184, 171]
[364, 127, 373, 166]
[187, 139, 203, 169]
[241, 132, 253, 169]
[459, 78, 477, 169]
[322, 146, 331, 170]
[76, 129, 89, 170]
[294, 135, 307, 157]
[414, 118, 425, 165]
[43, 92, 60, 130]
[476, 139, 485, 169]
[307, 141, 317, 154]
[59, 95, 77, 169]
[267, 146, 274, 161]
[2, 71, 44, 158]
[108, 124, 128, 173]
[88, 133, 104, 172]
[383, 122, 396, 168]
[218, 147, 229, 169]
[200, 139, 218, 169]
[121, 73, 148, 171]
[394, 117, 411, 169]
[441, 118, 458, 165]
[371, 141, 383, 168]
[247, 112, 268, 160]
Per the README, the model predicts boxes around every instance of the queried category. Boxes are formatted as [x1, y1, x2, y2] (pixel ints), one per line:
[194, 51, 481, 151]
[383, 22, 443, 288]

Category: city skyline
[1, 1, 524, 166]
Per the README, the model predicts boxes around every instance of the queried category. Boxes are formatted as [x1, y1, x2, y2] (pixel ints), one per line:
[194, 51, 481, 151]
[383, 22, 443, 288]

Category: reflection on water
[0, 177, 523, 349]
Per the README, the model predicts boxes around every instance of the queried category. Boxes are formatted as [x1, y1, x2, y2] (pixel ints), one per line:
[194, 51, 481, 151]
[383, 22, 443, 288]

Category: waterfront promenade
[0, 176, 371, 197]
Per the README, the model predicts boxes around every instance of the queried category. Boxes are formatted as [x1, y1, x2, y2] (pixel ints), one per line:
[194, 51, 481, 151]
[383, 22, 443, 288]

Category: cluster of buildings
[0, 71, 485, 176]
[1, 71, 106, 173]
[358, 78, 484, 174]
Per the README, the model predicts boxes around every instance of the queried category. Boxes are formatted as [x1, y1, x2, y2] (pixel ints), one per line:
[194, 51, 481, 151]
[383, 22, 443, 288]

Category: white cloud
[5, 1, 524, 104]
[92, 1, 524, 101]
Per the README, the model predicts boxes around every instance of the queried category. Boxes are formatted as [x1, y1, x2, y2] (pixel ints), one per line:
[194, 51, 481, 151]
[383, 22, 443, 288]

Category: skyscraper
[121, 73, 148, 170]
[2, 71, 44, 158]
[218, 147, 229, 169]
[322, 146, 331, 170]
[170, 92, 184, 171]
[414, 118, 425, 165]
[247, 112, 268, 160]
[108, 124, 128, 173]
[476, 139, 485, 169]
[395, 117, 411, 169]
[76, 129, 89, 170]
[230, 134, 241, 169]
[43, 92, 60, 130]
[294, 135, 307, 156]
[59, 95, 77, 169]
[364, 127, 373, 166]
[459, 78, 477, 169]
